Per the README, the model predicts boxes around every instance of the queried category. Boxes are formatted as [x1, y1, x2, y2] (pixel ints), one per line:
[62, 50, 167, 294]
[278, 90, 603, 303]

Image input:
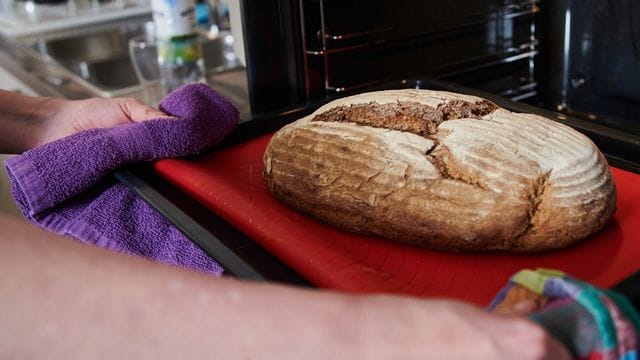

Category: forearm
[0, 214, 368, 358]
[0, 214, 567, 359]
[0, 90, 63, 153]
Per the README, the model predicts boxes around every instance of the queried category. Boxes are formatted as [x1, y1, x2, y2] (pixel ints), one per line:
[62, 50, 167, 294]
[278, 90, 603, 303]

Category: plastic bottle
[195, 0, 212, 30]
[151, 0, 206, 93]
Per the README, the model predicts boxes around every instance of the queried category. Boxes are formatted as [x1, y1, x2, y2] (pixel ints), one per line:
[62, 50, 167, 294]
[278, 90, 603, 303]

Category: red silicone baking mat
[154, 133, 640, 306]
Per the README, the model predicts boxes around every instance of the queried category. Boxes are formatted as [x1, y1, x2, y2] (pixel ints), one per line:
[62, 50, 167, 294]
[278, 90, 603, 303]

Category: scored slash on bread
[262, 89, 616, 253]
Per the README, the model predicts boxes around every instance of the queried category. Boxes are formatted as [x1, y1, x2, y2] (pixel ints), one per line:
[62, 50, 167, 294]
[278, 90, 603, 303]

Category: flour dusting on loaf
[263, 89, 616, 252]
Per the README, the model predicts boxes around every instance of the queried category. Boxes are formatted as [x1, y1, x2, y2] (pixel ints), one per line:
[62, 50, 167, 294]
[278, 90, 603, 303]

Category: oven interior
[239, 0, 640, 140]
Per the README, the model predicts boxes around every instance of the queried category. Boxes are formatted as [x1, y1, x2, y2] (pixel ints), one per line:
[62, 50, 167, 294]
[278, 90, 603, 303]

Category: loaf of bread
[263, 89, 616, 252]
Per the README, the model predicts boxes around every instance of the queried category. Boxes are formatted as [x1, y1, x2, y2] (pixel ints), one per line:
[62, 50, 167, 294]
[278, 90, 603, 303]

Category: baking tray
[151, 133, 639, 306]
[116, 79, 640, 305]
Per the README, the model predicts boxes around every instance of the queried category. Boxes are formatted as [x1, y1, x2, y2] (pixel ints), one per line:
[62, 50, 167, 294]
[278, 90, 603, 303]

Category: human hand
[488, 269, 640, 360]
[492, 283, 547, 317]
[355, 296, 571, 359]
[30, 96, 169, 149]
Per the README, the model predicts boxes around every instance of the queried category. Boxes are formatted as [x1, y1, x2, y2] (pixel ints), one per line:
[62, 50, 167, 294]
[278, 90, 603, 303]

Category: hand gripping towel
[5, 83, 239, 275]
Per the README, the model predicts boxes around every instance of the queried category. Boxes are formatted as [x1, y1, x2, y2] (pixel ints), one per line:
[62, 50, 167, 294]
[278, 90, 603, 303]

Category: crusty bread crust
[263, 89, 616, 253]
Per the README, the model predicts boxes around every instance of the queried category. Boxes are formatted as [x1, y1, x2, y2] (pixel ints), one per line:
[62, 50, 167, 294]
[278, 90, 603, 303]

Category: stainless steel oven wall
[239, 0, 539, 114]
[239, 0, 307, 114]
[538, 0, 640, 136]
[301, 0, 540, 100]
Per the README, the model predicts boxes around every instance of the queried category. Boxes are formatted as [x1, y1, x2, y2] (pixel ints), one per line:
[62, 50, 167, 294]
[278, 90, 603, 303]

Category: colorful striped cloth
[489, 269, 640, 360]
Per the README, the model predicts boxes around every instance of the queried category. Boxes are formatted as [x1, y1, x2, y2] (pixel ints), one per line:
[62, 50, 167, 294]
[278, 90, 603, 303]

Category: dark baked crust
[312, 100, 498, 136]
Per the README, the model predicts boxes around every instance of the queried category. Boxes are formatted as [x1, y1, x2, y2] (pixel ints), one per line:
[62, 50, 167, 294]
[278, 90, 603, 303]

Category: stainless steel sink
[0, 5, 249, 115]
[31, 20, 240, 97]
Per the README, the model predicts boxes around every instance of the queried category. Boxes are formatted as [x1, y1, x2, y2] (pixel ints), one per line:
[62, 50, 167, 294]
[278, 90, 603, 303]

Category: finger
[511, 299, 539, 315]
[545, 334, 573, 360]
[118, 98, 175, 122]
[493, 299, 539, 317]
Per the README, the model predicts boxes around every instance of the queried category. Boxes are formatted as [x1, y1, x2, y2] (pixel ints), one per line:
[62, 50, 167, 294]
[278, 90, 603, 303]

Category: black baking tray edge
[115, 78, 640, 287]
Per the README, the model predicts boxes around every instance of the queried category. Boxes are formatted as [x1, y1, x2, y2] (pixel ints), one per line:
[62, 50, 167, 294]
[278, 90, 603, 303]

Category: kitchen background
[0, 0, 243, 217]
[0, 66, 36, 217]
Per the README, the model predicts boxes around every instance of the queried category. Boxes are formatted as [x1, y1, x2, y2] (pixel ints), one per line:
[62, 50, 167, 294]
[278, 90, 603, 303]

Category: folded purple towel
[5, 83, 239, 275]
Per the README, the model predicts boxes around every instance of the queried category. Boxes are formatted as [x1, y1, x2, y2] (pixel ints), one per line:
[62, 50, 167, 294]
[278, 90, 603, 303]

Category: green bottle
[151, 0, 206, 93]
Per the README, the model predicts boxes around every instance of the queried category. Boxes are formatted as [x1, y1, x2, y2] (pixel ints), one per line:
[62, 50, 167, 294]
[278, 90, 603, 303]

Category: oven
[119, 0, 640, 303]
[240, 0, 639, 143]
[241, 0, 541, 113]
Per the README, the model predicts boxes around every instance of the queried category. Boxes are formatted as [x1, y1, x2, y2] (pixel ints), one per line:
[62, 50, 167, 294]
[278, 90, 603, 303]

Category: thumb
[118, 97, 175, 122]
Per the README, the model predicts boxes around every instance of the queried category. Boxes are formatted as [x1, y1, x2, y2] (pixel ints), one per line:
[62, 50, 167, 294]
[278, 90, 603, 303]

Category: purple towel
[4, 83, 239, 275]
